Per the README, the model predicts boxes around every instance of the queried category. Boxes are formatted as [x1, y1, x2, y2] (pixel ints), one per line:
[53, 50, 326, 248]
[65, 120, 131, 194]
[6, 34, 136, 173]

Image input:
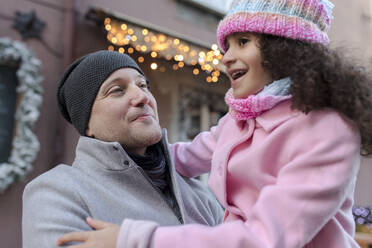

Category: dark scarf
[128, 142, 168, 191]
[128, 142, 183, 221]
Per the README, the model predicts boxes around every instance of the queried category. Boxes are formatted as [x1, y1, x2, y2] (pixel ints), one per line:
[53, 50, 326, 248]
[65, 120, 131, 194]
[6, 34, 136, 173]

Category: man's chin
[128, 127, 162, 147]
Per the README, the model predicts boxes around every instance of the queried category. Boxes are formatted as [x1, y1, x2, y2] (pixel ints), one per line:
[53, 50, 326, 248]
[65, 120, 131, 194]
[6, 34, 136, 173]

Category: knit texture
[225, 77, 292, 121]
[217, 0, 334, 51]
[128, 142, 168, 191]
[57, 50, 146, 135]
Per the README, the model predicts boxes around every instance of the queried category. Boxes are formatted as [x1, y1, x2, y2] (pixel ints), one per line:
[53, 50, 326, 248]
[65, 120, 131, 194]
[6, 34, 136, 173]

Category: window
[0, 66, 18, 163]
[178, 85, 227, 141]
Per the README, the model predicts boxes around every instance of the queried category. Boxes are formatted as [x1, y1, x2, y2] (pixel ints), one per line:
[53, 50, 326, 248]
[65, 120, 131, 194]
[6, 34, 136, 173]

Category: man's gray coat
[22, 131, 223, 248]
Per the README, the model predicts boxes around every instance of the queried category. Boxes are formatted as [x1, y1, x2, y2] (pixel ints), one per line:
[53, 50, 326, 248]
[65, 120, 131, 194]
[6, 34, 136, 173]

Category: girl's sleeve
[117, 112, 361, 248]
[169, 115, 228, 178]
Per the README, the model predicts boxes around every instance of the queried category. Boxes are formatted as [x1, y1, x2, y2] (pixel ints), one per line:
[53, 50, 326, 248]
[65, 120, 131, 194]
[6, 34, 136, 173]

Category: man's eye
[108, 87, 124, 94]
[139, 82, 149, 89]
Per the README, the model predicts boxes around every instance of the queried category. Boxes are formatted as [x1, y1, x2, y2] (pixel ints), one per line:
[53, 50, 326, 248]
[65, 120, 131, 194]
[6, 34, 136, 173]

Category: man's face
[86, 68, 162, 155]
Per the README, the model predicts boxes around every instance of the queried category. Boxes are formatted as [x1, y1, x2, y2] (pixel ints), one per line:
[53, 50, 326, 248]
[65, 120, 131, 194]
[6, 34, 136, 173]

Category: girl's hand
[56, 217, 119, 248]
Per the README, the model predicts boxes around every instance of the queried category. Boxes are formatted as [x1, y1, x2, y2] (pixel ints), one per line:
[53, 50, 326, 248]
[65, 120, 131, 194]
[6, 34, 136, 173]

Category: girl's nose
[222, 48, 237, 67]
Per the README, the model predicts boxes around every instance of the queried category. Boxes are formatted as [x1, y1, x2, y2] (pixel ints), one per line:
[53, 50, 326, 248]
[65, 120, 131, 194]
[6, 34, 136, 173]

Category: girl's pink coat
[154, 100, 361, 248]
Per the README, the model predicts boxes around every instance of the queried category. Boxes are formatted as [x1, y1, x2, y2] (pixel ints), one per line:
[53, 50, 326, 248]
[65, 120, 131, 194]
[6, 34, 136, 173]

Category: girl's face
[222, 33, 272, 99]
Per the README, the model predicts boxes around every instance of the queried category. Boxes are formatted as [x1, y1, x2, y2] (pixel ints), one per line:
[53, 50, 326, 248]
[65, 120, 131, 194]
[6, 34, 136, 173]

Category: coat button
[113, 146, 118, 151]
[123, 160, 130, 165]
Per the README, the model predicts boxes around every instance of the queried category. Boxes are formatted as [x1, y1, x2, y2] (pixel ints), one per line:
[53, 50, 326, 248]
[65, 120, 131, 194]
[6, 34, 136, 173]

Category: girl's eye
[238, 38, 249, 46]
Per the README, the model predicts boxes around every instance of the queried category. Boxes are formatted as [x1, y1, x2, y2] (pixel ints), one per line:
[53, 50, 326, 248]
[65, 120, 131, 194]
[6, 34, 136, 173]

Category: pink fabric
[225, 88, 291, 121]
[217, 12, 330, 52]
[153, 100, 361, 248]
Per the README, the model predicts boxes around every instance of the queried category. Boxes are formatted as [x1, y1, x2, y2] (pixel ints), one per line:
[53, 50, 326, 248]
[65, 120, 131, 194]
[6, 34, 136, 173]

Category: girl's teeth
[232, 71, 246, 80]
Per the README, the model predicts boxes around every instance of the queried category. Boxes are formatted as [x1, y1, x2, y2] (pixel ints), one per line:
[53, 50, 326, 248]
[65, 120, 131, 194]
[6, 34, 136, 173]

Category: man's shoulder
[24, 164, 82, 196]
[22, 164, 92, 248]
[27, 164, 74, 183]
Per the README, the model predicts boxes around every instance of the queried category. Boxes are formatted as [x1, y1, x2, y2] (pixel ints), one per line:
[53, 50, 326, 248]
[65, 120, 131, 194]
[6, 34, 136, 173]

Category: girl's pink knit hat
[217, 0, 334, 52]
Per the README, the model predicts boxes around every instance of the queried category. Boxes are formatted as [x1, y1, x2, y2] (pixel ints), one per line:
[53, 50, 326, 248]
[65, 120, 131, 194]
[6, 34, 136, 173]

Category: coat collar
[74, 136, 132, 171]
[254, 100, 300, 133]
[74, 129, 169, 172]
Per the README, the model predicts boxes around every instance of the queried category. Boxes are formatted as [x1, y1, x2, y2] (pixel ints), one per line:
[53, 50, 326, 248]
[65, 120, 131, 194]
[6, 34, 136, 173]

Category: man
[22, 51, 223, 248]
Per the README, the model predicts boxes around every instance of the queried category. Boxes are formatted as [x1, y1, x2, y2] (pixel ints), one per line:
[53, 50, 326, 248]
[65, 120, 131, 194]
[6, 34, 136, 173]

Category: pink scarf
[225, 78, 292, 121]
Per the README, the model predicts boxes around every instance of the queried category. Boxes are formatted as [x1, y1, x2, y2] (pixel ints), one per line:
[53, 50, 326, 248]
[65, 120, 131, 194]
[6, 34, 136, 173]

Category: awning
[86, 7, 224, 83]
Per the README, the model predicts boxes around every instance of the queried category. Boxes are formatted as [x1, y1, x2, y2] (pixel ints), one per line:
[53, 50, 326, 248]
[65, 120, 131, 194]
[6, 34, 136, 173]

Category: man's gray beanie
[57, 50, 146, 136]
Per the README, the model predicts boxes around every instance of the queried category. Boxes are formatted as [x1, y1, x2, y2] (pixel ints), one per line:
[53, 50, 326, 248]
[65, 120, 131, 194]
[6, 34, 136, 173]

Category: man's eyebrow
[99, 78, 122, 93]
[100, 74, 147, 92]
[136, 74, 146, 81]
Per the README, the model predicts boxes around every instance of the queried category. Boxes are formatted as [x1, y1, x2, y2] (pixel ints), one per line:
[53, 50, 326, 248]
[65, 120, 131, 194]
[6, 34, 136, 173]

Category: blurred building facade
[0, 0, 371, 247]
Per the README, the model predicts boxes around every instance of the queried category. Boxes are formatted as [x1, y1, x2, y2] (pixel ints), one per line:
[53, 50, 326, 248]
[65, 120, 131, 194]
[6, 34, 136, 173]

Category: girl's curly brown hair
[257, 34, 372, 156]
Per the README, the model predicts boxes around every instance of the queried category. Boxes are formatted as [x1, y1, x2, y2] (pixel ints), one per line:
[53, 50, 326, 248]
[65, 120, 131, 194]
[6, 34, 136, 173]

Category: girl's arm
[169, 114, 228, 178]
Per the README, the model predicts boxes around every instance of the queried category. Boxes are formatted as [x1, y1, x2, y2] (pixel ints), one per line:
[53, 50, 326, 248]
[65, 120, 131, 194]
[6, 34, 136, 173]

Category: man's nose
[129, 85, 150, 106]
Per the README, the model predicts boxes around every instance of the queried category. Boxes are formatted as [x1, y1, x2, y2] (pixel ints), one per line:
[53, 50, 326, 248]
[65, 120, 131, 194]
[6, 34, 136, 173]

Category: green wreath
[0, 37, 43, 192]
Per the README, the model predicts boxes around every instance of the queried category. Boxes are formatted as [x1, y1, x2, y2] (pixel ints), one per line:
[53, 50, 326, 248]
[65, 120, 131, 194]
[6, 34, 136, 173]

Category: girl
[58, 0, 372, 247]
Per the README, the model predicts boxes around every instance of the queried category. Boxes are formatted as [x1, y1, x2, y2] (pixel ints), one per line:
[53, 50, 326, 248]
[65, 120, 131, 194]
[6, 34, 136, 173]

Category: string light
[104, 18, 111, 25]
[151, 52, 157, 58]
[151, 63, 158, 70]
[159, 35, 166, 42]
[104, 18, 224, 83]
[212, 70, 220, 77]
[138, 56, 144, 63]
